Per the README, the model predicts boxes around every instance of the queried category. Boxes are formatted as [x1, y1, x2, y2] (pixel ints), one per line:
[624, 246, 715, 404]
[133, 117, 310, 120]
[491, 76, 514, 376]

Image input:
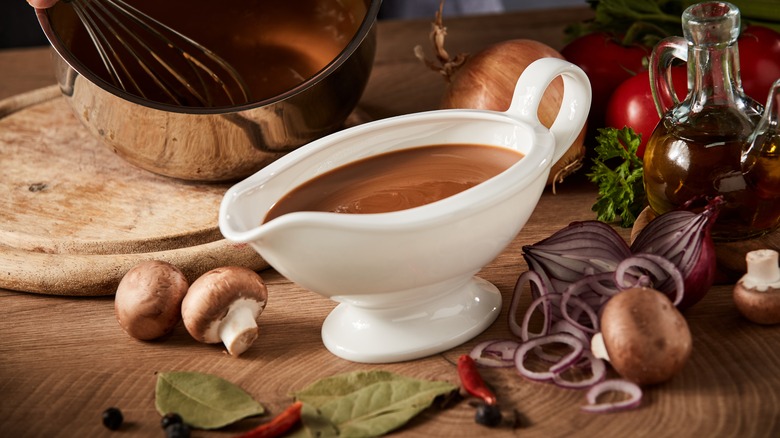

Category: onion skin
[630, 198, 723, 310]
[441, 39, 563, 114]
[415, 6, 587, 189]
[440, 39, 587, 187]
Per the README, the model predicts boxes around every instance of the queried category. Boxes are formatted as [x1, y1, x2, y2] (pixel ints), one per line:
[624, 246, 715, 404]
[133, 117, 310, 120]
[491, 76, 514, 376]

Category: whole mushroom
[733, 249, 780, 325]
[114, 260, 189, 340]
[182, 266, 268, 357]
[590, 287, 692, 386]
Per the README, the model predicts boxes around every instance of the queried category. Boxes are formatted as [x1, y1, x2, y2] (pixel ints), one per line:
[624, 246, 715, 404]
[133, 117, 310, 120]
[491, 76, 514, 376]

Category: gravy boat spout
[219, 58, 591, 363]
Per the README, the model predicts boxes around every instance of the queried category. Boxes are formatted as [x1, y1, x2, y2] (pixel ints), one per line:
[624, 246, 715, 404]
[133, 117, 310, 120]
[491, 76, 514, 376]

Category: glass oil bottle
[642, 1, 778, 241]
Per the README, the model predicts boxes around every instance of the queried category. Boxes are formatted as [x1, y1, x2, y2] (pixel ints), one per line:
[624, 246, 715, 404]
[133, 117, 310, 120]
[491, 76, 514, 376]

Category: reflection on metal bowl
[35, 0, 381, 181]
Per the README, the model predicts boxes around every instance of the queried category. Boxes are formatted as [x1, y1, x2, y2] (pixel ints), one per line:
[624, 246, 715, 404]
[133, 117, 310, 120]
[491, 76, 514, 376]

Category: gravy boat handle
[506, 58, 591, 164]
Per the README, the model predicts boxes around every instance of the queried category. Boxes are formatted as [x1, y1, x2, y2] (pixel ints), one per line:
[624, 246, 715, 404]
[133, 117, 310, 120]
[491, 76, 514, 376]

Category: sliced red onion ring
[558, 293, 600, 334]
[615, 254, 685, 306]
[629, 198, 722, 310]
[469, 340, 510, 367]
[550, 320, 590, 347]
[484, 339, 520, 361]
[509, 271, 549, 339]
[514, 333, 584, 381]
[520, 293, 562, 341]
[533, 320, 590, 364]
[469, 339, 519, 368]
[552, 351, 606, 389]
[564, 271, 619, 298]
[580, 379, 643, 413]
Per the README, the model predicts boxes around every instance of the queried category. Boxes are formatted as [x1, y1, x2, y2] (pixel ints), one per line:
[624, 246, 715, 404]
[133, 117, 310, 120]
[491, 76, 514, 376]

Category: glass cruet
[643, 1, 773, 241]
[742, 79, 780, 207]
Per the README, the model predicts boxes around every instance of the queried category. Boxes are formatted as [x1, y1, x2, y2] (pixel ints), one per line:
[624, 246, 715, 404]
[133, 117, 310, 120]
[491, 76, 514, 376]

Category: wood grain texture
[0, 88, 266, 295]
[2, 7, 780, 438]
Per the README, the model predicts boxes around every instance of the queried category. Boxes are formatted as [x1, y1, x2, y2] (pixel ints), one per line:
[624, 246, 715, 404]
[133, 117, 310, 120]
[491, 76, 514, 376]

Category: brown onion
[414, 5, 587, 188]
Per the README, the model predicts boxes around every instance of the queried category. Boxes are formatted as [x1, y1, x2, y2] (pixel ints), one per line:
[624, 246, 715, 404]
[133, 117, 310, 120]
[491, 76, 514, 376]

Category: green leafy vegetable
[568, 0, 780, 46]
[587, 127, 646, 228]
[292, 370, 457, 438]
[155, 371, 265, 430]
[572, 0, 685, 46]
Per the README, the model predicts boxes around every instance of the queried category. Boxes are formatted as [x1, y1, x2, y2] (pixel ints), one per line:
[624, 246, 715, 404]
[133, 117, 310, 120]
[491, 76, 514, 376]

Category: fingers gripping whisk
[63, 0, 251, 107]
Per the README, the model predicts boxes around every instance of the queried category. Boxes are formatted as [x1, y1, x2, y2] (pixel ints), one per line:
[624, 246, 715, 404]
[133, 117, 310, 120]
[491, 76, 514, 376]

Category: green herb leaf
[155, 371, 265, 430]
[567, 0, 687, 47]
[293, 370, 457, 438]
[586, 126, 647, 228]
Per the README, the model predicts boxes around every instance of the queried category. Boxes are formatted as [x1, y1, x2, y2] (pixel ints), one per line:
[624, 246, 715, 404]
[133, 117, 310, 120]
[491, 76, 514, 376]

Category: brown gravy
[263, 143, 524, 223]
[51, 0, 368, 106]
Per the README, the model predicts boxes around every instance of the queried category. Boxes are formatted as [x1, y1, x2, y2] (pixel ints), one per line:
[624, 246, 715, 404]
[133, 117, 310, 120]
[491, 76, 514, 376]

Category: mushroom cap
[114, 260, 189, 341]
[181, 266, 268, 343]
[734, 282, 780, 325]
[600, 287, 692, 386]
[733, 249, 780, 325]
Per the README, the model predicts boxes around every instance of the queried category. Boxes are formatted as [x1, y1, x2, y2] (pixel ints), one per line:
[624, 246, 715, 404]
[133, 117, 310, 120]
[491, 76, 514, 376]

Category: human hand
[28, 0, 59, 8]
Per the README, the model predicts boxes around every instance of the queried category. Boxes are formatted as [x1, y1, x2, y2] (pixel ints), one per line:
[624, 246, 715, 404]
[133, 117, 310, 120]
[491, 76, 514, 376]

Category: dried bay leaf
[155, 371, 265, 429]
[293, 370, 457, 437]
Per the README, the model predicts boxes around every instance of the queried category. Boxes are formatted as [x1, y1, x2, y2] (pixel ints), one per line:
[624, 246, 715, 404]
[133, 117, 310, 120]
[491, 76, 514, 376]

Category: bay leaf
[155, 371, 265, 429]
[293, 370, 457, 437]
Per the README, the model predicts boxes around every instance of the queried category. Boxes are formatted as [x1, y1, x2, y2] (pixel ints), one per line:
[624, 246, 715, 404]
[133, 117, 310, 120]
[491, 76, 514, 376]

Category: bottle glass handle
[650, 36, 688, 118]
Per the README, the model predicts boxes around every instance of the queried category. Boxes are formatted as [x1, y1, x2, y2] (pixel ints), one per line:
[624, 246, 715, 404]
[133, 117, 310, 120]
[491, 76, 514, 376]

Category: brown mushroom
[114, 260, 189, 341]
[733, 249, 780, 325]
[590, 287, 692, 386]
[181, 266, 268, 356]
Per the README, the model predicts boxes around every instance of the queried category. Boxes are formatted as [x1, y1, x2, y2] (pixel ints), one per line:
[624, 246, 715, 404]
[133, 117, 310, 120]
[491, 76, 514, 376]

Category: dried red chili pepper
[457, 354, 503, 427]
[236, 400, 303, 438]
[457, 354, 497, 406]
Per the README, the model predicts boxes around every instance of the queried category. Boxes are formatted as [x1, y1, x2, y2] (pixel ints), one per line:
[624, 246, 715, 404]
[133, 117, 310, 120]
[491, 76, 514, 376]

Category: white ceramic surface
[219, 58, 591, 363]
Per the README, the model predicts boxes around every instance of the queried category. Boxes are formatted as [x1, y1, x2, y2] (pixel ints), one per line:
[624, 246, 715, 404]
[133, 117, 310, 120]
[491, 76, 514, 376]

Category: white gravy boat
[219, 58, 591, 363]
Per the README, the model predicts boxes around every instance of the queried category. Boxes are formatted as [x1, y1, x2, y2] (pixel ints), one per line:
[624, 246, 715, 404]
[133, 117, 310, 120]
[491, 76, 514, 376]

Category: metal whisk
[63, 0, 250, 107]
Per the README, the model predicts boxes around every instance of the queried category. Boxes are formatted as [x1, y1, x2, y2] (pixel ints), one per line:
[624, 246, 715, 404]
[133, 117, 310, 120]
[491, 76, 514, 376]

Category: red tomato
[738, 25, 780, 103]
[605, 66, 688, 158]
[561, 33, 649, 129]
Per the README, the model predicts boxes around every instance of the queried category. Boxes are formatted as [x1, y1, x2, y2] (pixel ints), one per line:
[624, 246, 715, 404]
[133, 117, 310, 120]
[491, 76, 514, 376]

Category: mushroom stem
[590, 332, 610, 362]
[219, 303, 260, 356]
[743, 249, 780, 290]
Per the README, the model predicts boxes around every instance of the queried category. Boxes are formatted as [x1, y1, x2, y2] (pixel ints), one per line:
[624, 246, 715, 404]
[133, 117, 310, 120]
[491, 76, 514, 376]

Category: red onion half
[477, 198, 722, 413]
[523, 221, 632, 295]
[630, 197, 724, 309]
[522, 197, 723, 310]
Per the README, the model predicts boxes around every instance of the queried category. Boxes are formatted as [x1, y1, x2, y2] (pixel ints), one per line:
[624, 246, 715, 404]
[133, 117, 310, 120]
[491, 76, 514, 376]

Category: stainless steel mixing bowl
[35, 0, 380, 182]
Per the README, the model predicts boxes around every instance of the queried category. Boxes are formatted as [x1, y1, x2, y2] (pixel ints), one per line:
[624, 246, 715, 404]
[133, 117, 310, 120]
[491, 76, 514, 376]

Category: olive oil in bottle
[643, 1, 777, 241]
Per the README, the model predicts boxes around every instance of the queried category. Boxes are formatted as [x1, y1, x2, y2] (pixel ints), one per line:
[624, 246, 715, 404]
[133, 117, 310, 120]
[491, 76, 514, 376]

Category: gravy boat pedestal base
[322, 276, 501, 363]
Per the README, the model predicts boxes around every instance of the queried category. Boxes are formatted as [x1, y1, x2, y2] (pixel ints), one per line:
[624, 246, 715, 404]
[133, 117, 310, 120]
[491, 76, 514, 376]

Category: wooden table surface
[2, 7, 780, 438]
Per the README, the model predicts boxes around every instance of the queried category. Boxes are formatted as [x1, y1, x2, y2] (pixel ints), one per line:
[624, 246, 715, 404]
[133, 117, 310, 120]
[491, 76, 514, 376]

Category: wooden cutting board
[0, 86, 267, 296]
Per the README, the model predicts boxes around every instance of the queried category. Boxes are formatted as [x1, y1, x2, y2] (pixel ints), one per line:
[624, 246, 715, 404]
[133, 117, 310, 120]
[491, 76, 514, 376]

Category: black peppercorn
[160, 412, 183, 429]
[474, 402, 502, 427]
[101, 407, 124, 430]
[165, 422, 192, 438]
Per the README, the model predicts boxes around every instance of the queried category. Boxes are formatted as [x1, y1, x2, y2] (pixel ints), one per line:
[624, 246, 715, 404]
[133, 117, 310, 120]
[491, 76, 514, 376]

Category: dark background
[1, 2, 49, 48]
[0, 0, 583, 49]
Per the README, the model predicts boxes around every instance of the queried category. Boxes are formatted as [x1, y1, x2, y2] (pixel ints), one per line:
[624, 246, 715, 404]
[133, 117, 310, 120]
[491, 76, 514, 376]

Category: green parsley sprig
[586, 127, 647, 228]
